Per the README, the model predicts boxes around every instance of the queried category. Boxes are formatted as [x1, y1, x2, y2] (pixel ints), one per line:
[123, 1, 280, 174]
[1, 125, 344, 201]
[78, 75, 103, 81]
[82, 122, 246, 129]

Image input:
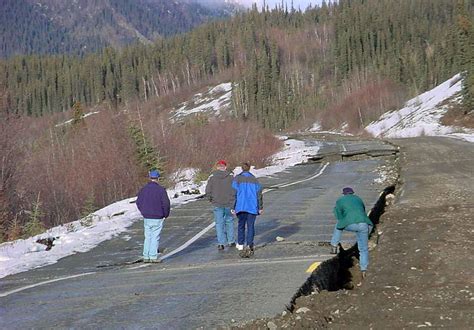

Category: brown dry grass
[320, 78, 406, 133]
[440, 102, 474, 128]
[287, 75, 406, 134]
[0, 91, 282, 241]
[140, 108, 282, 174]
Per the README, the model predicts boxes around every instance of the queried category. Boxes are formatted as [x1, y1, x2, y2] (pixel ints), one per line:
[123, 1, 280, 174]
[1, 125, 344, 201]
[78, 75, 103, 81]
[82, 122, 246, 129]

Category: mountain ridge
[0, 0, 236, 57]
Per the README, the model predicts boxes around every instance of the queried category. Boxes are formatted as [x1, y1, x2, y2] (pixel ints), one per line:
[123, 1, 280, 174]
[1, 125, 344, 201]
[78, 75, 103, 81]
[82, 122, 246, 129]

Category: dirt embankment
[238, 136, 474, 329]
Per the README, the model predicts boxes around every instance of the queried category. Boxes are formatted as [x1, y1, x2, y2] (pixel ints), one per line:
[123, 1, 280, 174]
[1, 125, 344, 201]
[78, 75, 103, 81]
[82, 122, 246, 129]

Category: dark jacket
[232, 171, 263, 215]
[333, 194, 373, 229]
[205, 170, 235, 208]
[136, 181, 171, 219]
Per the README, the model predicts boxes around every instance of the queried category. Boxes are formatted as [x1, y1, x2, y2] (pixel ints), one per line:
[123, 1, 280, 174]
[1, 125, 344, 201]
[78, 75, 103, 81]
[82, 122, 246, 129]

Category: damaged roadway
[243, 136, 474, 329]
[0, 137, 399, 329]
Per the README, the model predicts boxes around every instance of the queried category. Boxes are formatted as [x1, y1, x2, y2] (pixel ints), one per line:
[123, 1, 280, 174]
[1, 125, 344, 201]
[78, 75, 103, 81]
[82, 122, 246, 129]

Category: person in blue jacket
[136, 170, 170, 263]
[232, 162, 263, 254]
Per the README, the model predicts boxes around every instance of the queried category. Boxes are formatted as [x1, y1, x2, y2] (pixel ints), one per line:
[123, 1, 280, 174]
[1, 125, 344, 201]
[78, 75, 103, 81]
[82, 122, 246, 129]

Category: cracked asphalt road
[0, 137, 397, 329]
[245, 136, 473, 329]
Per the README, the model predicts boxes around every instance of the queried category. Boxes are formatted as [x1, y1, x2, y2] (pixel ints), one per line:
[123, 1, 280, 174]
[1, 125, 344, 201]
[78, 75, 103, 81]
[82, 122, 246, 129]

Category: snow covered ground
[308, 122, 353, 136]
[366, 74, 474, 142]
[0, 137, 321, 279]
[55, 111, 100, 127]
[170, 82, 233, 122]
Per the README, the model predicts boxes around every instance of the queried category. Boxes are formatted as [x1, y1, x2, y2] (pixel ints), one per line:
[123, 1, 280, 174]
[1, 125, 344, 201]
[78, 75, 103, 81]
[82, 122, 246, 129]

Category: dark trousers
[237, 212, 256, 247]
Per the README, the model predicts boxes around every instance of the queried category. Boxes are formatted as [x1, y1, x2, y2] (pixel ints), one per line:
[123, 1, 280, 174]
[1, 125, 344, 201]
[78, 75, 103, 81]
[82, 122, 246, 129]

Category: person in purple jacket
[136, 170, 170, 263]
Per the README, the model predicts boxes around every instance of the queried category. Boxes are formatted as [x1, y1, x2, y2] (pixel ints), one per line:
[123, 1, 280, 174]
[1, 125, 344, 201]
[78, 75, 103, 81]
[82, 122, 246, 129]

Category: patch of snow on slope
[309, 121, 353, 136]
[0, 198, 141, 278]
[366, 74, 474, 142]
[309, 122, 322, 132]
[447, 132, 474, 143]
[55, 111, 100, 127]
[0, 137, 320, 278]
[0, 169, 207, 279]
[170, 82, 233, 121]
[235, 137, 322, 178]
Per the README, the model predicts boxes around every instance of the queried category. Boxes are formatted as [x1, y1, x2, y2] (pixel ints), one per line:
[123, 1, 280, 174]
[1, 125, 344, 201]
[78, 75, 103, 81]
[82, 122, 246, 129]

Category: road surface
[0, 137, 397, 328]
[245, 136, 474, 329]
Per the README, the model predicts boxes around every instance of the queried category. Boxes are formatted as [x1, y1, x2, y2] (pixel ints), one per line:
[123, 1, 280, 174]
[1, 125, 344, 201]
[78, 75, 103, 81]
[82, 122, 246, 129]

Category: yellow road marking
[306, 261, 321, 273]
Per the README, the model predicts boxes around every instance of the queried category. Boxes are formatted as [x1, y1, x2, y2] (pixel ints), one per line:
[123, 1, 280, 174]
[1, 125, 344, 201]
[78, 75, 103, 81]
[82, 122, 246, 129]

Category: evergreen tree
[128, 108, 164, 175]
[72, 101, 85, 126]
[129, 124, 164, 174]
[456, 1, 474, 111]
[80, 193, 97, 227]
[81, 193, 97, 218]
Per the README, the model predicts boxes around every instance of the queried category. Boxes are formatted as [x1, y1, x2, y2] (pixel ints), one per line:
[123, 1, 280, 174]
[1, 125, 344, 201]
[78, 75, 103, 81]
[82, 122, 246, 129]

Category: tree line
[1, 0, 472, 129]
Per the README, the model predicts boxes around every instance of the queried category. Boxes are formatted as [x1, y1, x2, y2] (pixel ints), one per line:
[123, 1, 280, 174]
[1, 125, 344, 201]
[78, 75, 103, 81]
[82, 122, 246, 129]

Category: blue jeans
[330, 223, 372, 271]
[237, 212, 256, 247]
[143, 218, 164, 260]
[213, 207, 235, 245]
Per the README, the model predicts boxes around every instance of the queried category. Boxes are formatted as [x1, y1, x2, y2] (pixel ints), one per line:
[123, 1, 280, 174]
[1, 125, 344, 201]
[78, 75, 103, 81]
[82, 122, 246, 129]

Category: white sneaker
[236, 244, 244, 251]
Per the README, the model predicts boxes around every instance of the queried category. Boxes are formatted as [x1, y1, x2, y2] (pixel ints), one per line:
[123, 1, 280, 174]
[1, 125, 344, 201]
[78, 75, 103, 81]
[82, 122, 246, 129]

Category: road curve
[0, 137, 397, 328]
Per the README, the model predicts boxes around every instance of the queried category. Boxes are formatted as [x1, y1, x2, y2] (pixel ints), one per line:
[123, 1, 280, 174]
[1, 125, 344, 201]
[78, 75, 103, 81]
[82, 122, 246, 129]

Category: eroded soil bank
[235, 137, 474, 329]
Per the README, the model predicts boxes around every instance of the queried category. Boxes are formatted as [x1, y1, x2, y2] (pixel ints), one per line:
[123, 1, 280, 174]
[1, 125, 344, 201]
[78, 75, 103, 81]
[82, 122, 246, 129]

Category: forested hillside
[0, 0, 234, 58]
[1, 0, 472, 129]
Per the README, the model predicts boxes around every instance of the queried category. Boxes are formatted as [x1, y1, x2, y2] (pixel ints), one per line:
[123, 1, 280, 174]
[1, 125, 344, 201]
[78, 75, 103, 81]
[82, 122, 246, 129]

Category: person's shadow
[256, 218, 302, 244]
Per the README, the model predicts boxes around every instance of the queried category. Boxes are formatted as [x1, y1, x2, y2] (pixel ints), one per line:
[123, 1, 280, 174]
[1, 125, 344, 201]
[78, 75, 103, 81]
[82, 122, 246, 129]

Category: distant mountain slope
[0, 0, 234, 57]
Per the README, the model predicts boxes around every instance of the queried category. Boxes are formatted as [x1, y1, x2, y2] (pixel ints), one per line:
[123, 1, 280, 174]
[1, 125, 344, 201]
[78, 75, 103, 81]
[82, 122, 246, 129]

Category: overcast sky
[241, 0, 328, 9]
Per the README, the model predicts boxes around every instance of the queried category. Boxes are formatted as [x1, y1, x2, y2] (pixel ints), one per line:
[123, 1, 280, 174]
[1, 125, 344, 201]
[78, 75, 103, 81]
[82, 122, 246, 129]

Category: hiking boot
[217, 244, 225, 250]
[239, 250, 250, 258]
[228, 243, 236, 248]
[143, 258, 151, 263]
[248, 245, 254, 255]
[361, 271, 367, 279]
[150, 259, 162, 264]
[236, 244, 244, 251]
[239, 247, 254, 258]
[330, 245, 338, 254]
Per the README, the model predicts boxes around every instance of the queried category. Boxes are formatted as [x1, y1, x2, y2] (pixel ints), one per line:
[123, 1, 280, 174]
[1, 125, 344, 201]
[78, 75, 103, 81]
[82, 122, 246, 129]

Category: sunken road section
[287, 185, 396, 311]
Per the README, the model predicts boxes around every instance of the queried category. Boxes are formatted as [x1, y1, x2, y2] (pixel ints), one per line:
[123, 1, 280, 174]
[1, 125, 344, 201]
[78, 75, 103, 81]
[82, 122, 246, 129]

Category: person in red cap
[205, 160, 236, 250]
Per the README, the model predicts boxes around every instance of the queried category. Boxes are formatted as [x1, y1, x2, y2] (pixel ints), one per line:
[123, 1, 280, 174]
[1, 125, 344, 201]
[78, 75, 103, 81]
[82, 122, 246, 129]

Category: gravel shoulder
[241, 136, 474, 329]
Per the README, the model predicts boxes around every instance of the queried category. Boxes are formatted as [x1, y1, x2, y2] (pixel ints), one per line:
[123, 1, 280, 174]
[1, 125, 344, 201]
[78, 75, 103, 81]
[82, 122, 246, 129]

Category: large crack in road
[0, 136, 399, 328]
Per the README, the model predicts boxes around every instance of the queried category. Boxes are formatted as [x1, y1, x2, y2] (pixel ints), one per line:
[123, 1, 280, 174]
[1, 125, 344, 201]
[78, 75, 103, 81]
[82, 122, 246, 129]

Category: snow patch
[169, 168, 207, 204]
[234, 137, 321, 178]
[55, 111, 100, 127]
[373, 164, 398, 185]
[309, 121, 353, 136]
[170, 82, 233, 122]
[366, 74, 474, 142]
[309, 122, 322, 132]
[0, 198, 141, 279]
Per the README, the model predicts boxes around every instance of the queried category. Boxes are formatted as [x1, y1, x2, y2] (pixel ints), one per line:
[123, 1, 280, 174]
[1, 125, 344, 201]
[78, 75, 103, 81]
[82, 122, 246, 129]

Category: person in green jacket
[330, 187, 373, 276]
